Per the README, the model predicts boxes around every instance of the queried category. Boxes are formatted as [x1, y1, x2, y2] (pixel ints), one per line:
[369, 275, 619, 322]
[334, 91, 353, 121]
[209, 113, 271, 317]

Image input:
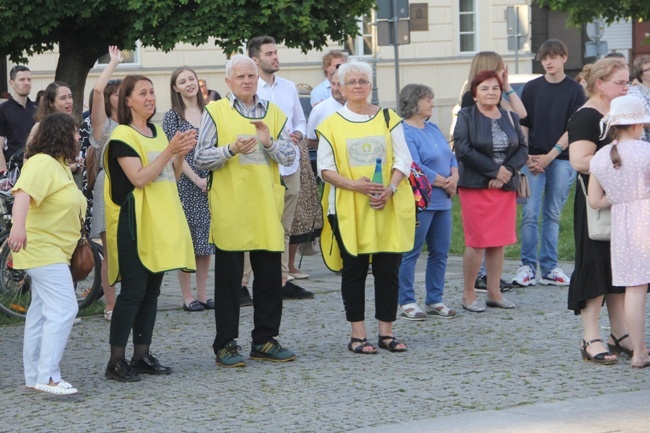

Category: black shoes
[474, 275, 514, 293]
[130, 354, 172, 375]
[240, 286, 253, 307]
[105, 359, 142, 382]
[183, 300, 205, 312]
[199, 298, 215, 309]
[281, 281, 314, 300]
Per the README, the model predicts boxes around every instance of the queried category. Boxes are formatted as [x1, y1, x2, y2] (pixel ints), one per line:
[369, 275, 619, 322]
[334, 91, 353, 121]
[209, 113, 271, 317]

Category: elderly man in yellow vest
[195, 55, 297, 367]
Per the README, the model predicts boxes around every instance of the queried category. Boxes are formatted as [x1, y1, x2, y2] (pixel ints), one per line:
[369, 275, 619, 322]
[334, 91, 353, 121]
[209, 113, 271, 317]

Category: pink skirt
[459, 187, 517, 248]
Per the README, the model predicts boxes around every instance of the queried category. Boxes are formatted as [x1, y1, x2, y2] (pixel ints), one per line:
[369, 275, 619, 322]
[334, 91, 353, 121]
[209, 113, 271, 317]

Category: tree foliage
[0, 0, 374, 118]
[535, 0, 650, 25]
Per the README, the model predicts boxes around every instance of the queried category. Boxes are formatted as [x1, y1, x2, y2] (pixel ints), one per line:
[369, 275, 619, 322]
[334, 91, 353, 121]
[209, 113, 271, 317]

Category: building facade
[7, 1, 534, 135]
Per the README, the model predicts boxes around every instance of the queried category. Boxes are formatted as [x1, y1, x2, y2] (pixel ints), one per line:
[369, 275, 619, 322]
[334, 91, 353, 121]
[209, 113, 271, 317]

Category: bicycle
[0, 169, 104, 319]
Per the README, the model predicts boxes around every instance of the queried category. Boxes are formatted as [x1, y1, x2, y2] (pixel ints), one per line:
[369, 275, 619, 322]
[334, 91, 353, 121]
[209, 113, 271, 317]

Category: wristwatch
[389, 184, 398, 195]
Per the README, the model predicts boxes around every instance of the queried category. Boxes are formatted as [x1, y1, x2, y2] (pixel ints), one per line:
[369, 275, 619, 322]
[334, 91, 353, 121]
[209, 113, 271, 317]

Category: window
[96, 41, 142, 67]
[459, 0, 477, 53]
[346, 14, 375, 57]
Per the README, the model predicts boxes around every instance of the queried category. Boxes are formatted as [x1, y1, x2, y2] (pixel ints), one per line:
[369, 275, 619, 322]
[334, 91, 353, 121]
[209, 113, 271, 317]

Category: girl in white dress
[589, 94, 650, 369]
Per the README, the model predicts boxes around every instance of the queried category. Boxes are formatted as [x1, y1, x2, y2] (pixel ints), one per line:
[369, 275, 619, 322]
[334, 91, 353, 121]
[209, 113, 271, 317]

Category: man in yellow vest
[195, 55, 297, 367]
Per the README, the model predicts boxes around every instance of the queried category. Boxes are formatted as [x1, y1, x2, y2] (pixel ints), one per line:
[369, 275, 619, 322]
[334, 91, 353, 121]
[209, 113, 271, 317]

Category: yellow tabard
[104, 124, 196, 284]
[316, 109, 415, 271]
[204, 99, 288, 251]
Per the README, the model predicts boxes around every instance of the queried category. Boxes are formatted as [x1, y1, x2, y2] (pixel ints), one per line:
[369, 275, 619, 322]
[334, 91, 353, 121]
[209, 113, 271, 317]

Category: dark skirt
[568, 173, 624, 315]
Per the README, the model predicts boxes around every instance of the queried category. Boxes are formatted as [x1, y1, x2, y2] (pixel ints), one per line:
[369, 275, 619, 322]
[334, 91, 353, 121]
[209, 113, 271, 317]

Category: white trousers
[23, 264, 78, 386]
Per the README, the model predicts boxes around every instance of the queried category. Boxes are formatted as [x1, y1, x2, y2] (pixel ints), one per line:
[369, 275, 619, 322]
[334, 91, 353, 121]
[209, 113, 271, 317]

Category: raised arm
[91, 46, 123, 143]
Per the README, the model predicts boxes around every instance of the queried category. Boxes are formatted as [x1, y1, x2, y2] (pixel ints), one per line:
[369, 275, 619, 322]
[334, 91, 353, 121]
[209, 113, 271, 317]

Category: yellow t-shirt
[12, 154, 87, 269]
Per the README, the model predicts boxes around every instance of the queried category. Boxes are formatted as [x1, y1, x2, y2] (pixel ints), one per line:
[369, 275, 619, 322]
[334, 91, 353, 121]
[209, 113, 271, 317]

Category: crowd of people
[3, 37, 650, 395]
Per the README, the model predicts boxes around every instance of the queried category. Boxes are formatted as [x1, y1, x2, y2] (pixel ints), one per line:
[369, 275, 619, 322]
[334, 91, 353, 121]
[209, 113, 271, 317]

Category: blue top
[403, 121, 458, 210]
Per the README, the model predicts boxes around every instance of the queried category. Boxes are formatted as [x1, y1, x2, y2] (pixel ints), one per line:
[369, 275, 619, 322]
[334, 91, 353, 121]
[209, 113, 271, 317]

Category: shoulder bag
[577, 175, 611, 241]
[70, 214, 95, 282]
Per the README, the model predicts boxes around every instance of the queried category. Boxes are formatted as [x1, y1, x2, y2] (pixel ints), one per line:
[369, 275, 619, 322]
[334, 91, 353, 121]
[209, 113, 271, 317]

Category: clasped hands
[353, 177, 393, 210]
[527, 154, 550, 175]
[229, 121, 273, 155]
[488, 166, 512, 189]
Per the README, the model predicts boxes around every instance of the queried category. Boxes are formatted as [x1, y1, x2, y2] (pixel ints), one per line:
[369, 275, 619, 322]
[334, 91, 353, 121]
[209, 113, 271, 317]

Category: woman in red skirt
[453, 70, 528, 312]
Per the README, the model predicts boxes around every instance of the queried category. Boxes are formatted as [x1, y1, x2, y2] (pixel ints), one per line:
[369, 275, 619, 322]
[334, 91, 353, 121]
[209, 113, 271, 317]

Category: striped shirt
[194, 93, 296, 171]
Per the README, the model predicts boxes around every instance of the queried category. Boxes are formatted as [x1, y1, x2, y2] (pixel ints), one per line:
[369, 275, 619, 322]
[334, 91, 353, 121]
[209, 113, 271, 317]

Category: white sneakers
[512, 265, 571, 287]
[539, 268, 571, 286]
[34, 380, 78, 395]
[512, 265, 537, 287]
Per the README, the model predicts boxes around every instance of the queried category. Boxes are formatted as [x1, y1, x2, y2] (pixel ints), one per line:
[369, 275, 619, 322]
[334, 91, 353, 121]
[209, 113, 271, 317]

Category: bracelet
[553, 144, 563, 153]
[505, 89, 515, 96]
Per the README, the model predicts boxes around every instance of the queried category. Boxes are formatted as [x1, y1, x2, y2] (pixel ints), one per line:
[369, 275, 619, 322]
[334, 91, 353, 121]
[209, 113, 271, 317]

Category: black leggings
[109, 208, 163, 347]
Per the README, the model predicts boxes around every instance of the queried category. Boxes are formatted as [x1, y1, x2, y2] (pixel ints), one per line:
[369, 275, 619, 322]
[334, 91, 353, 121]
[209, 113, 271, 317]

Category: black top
[567, 107, 611, 149]
[0, 98, 37, 161]
[520, 76, 586, 159]
[107, 140, 139, 206]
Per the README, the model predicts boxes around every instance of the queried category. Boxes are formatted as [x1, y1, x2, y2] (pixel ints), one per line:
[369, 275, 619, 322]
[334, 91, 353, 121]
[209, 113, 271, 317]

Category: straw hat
[600, 95, 650, 138]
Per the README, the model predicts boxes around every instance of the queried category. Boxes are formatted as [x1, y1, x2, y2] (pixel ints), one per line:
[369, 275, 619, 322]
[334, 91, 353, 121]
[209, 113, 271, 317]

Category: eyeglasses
[605, 80, 632, 88]
[344, 79, 370, 87]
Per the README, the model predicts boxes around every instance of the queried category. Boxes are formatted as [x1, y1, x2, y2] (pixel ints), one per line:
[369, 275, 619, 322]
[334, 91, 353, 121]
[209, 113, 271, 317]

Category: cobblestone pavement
[1, 254, 649, 433]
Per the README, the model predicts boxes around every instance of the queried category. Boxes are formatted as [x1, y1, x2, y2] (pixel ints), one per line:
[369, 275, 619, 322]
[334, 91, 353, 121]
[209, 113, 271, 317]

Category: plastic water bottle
[371, 158, 383, 202]
[371, 158, 383, 185]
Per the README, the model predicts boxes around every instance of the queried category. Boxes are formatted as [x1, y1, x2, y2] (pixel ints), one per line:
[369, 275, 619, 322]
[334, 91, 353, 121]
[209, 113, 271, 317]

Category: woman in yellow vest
[103, 75, 196, 382]
[9, 113, 86, 395]
[316, 61, 415, 354]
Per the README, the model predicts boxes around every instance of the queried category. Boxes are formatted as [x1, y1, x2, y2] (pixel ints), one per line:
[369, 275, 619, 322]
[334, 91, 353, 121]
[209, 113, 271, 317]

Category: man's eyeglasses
[605, 80, 632, 88]
[344, 79, 370, 87]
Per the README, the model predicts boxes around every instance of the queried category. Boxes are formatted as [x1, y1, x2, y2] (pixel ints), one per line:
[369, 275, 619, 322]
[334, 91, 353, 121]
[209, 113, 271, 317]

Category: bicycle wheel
[0, 239, 31, 319]
[75, 240, 103, 310]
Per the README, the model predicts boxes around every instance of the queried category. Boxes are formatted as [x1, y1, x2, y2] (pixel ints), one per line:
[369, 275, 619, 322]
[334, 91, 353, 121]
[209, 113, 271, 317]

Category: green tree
[535, 0, 650, 25]
[0, 0, 374, 119]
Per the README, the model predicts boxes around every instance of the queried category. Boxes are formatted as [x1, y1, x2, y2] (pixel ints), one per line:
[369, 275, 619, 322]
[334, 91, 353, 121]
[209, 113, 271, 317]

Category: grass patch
[449, 184, 576, 261]
[0, 298, 106, 327]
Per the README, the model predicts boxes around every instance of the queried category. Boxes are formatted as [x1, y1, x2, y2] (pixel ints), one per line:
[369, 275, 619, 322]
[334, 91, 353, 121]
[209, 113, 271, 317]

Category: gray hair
[398, 84, 435, 119]
[225, 55, 258, 79]
[337, 60, 372, 85]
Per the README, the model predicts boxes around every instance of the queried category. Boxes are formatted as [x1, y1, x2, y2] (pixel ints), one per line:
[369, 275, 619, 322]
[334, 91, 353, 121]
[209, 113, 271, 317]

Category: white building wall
[8, 0, 533, 135]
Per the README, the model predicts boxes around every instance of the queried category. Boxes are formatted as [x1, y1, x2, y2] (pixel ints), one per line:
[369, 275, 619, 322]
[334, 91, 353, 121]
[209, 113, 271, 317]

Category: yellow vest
[204, 99, 288, 251]
[316, 109, 415, 271]
[104, 124, 196, 284]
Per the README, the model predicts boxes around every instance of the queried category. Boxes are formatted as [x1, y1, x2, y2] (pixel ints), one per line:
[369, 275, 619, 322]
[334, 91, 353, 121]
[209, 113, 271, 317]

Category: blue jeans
[398, 209, 452, 306]
[520, 159, 575, 277]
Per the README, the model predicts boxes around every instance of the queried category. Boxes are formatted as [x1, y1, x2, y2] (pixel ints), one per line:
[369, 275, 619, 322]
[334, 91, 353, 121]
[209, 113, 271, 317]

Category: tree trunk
[55, 32, 102, 122]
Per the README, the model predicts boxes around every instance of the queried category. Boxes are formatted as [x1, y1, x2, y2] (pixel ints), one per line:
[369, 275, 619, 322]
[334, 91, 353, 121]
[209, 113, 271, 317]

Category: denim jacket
[453, 105, 528, 191]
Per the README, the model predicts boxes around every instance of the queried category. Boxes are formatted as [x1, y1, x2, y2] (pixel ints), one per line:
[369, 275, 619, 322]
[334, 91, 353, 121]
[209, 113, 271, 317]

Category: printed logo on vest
[346, 136, 386, 167]
[147, 151, 176, 183]
[237, 136, 270, 165]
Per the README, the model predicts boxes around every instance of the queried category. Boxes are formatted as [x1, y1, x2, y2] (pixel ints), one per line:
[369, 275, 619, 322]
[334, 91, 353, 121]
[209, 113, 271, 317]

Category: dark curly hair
[25, 113, 79, 163]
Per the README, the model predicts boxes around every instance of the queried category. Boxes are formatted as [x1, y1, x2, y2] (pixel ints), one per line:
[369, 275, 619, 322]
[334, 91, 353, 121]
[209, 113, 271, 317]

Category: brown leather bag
[70, 217, 94, 282]
[85, 146, 100, 191]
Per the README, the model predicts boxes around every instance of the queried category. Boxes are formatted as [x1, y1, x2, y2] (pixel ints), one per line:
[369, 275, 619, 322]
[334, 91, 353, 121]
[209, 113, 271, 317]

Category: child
[588, 94, 650, 369]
